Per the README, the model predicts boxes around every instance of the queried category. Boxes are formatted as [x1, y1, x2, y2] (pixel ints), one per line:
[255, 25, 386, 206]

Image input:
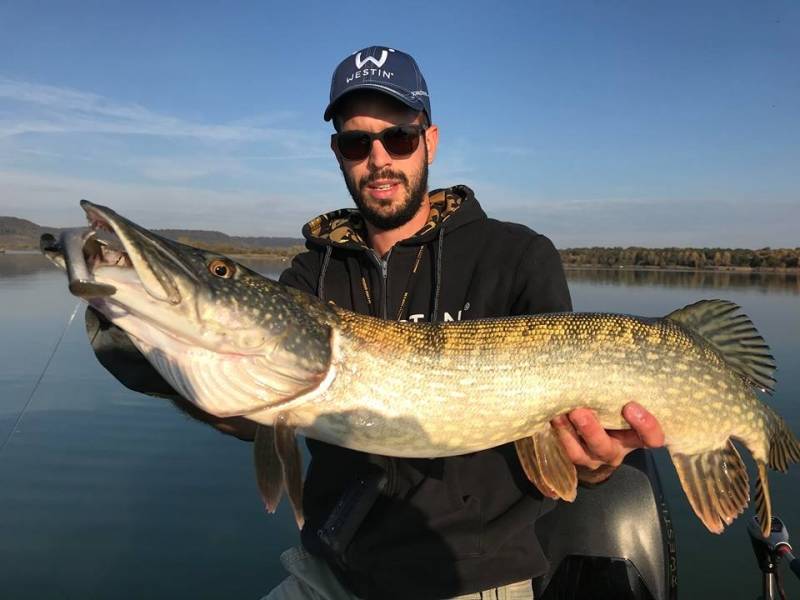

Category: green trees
[559, 247, 799, 270]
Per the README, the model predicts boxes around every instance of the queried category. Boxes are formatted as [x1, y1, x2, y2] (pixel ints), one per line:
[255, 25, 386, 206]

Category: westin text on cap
[324, 46, 431, 123]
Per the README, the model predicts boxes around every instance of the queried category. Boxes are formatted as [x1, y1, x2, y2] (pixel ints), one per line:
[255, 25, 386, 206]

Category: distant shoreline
[563, 265, 799, 275]
[5, 248, 798, 274]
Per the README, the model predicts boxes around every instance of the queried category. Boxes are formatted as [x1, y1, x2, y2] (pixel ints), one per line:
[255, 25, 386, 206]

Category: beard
[343, 145, 429, 231]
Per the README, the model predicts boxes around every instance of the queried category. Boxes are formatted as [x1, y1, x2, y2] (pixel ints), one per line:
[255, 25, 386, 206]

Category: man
[264, 46, 664, 599]
[84, 45, 665, 600]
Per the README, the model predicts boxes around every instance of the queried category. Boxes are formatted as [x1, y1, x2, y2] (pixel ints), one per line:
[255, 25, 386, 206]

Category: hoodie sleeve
[510, 234, 572, 315]
[279, 246, 323, 296]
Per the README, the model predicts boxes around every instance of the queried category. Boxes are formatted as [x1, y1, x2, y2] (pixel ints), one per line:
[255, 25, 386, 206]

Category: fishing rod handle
[787, 553, 800, 581]
[777, 546, 800, 581]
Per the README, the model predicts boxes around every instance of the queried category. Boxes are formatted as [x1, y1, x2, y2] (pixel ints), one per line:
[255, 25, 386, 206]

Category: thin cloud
[0, 169, 323, 235]
[0, 76, 316, 144]
[0, 76, 334, 194]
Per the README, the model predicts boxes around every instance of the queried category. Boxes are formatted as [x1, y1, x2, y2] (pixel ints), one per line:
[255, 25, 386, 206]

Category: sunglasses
[332, 124, 427, 161]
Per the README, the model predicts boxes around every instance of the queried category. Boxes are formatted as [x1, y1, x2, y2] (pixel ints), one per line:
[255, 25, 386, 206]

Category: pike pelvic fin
[670, 441, 750, 534]
[275, 413, 305, 529]
[665, 299, 776, 394]
[253, 425, 284, 513]
[253, 416, 305, 529]
[514, 429, 577, 502]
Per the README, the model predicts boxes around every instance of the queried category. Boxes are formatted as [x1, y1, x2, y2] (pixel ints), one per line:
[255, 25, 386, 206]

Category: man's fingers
[551, 403, 666, 474]
[607, 429, 647, 450]
[568, 408, 621, 466]
[551, 414, 596, 467]
[622, 402, 665, 448]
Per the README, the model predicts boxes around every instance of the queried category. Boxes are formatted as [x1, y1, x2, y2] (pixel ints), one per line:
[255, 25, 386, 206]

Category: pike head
[42, 200, 337, 418]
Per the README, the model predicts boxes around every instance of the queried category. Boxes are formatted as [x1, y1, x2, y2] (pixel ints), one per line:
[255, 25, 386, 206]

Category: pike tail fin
[755, 406, 800, 537]
[665, 299, 776, 394]
[670, 411, 800, 537]
[766, 412, 800, 473]
[754, 409, 800, 536]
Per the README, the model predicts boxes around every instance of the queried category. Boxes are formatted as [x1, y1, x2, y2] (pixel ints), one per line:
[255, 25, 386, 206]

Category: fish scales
[43, 200, 800, 536]
[293, 310, 764, 460]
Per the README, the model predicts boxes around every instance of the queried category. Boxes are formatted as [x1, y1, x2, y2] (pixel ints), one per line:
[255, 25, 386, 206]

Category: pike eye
[209, 259, 235, 279]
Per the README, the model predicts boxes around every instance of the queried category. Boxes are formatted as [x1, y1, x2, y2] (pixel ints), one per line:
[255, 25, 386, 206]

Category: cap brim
[324, 83, 425, 121]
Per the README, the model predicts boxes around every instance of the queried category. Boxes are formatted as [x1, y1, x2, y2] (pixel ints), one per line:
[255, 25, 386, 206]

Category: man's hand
[550, 402, 665, 484]
[168, 394, 258, 442]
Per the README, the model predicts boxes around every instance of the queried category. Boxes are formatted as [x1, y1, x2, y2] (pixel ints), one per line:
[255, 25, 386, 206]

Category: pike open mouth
[81, 200, 185, 304]
[41, 200, 165, 300]
[82, 208, 134, 273]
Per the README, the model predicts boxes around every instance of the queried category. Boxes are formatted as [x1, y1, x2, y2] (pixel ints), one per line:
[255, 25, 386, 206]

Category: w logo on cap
[354, 48, 394, 69]
[325, 47, 431, 123]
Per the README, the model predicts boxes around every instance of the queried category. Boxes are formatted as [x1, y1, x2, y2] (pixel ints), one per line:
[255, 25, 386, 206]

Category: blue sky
[0, 0, 797, 247]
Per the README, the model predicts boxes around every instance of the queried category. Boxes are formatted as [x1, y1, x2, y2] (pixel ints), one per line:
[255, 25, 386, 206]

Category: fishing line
[0, 300, 81, 457]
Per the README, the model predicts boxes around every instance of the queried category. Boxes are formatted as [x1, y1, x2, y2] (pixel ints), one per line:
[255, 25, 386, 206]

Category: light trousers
[262, 547, 534, 600]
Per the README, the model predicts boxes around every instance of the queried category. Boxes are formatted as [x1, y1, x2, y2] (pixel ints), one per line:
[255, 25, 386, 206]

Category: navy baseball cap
[324, 46, 431, 124]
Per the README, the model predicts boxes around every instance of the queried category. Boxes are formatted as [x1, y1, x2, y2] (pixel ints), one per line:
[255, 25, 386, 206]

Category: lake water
[1, 254, 797, 599]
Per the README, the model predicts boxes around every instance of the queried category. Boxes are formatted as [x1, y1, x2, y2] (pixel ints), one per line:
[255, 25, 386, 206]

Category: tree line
[142, 237, 800, 271]
[559, 247, 799, 270]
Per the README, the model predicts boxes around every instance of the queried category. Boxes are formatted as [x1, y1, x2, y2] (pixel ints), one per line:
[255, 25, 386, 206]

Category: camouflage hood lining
[303, 188, 467, 250]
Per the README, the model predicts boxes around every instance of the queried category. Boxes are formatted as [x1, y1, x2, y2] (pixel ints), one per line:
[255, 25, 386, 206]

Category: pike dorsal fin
[665, 299, 776, 394]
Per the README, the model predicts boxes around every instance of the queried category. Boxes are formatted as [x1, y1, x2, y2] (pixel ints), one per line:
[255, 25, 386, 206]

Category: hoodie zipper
[366, 248, 397, 494]
[368, 248, 392, 319]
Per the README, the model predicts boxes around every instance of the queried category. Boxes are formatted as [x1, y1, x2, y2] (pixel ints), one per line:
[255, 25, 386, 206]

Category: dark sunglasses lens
[337, 132, 372, 160]
[382, 126, 421, 156]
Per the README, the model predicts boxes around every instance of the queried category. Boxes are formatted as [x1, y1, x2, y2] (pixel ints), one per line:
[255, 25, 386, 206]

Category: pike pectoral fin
[514, 438, 556, 499]
[275, 413, 305, 529]
[670, 441, 750, 534]
[253, 425, 284, 513]
[514, 429, 577, 502]
[755, 460, 772, 538]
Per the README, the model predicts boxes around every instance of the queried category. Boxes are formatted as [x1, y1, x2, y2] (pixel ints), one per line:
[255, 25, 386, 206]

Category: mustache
[359, 169, 409, 190]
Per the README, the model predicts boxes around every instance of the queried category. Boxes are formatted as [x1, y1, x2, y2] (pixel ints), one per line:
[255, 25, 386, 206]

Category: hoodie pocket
[398, 457, 485, 560]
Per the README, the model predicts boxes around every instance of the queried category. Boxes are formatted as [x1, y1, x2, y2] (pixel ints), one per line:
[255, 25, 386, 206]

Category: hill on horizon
[2, 215, 797, 271]
[0, 216, 304, 251]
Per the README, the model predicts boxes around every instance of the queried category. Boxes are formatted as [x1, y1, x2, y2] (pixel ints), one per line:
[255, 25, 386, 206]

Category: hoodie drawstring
[318, 245, 333, 301]
[431, 228, 444, 324]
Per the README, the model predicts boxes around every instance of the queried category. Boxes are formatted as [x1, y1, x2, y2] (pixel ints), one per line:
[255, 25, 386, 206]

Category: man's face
[331, 93, 439, 231]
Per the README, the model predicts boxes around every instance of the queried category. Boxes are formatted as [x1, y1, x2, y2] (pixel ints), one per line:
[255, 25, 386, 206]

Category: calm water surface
[1, 255, 797, 599]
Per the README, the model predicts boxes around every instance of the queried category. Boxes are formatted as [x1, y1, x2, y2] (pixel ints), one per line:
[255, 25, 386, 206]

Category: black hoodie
[279, 185, 573, 599]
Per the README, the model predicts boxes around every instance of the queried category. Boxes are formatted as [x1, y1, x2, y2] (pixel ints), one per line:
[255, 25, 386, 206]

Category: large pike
[43, 200, 799, 537]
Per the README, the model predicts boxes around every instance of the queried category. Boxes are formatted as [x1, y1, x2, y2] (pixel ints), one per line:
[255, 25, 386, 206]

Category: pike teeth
[90, 218, 113, 233]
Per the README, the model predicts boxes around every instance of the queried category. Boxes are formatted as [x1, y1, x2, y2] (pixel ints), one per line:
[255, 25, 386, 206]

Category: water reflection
[566, 267, 799, 294]
[4, 253, 797, 296]
[1, 254, 798, 598]
[0, 253, 58, 279]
